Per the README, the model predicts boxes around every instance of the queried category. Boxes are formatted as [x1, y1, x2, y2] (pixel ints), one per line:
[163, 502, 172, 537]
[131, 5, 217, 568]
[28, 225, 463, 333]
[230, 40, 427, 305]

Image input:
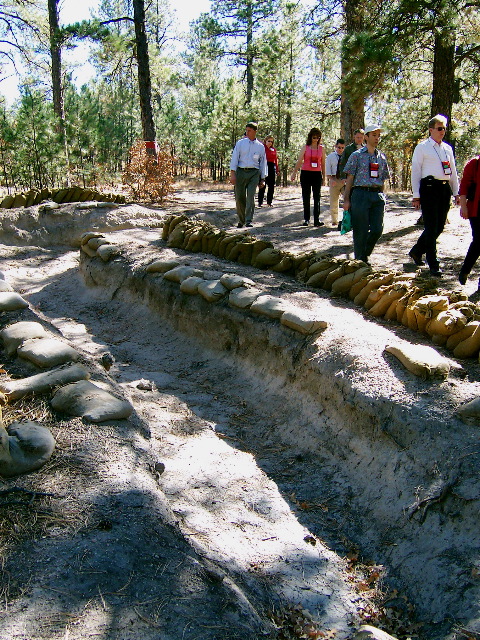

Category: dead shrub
[122, 140, 174, 203]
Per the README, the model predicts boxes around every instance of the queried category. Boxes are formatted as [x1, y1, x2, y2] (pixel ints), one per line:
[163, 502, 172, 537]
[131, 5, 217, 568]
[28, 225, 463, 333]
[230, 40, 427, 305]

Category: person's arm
[290, 146, 306, 181]
[411, 144, 423, 209]
[343, 174, 355, 211]
[448, 146, 460, 205]
[321, 146, 326, 185]
[459, 158, 475, 217]
[229, 142, 239, 184]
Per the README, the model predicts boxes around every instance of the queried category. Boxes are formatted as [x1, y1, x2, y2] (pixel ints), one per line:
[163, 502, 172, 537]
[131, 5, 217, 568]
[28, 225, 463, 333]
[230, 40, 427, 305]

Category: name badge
[311, 162, 318, 168]
[370, 162, 379, 178]
[442, 160, 452, 175]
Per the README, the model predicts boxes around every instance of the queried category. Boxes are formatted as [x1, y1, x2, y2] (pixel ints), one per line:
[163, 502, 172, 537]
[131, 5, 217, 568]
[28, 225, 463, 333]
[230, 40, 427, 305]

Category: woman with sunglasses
[258, 136, 279, 208]
[291, 128, 325, 226]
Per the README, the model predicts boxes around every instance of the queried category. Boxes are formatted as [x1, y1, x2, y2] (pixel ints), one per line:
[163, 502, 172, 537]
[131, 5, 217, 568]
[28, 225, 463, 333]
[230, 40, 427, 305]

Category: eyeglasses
[434, 127, 446, 131]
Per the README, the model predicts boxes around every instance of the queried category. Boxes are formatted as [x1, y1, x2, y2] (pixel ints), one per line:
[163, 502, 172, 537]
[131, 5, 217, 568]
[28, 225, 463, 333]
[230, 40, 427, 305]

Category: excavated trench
[1, 197, 480, 638]
[76, 232, 480, 639]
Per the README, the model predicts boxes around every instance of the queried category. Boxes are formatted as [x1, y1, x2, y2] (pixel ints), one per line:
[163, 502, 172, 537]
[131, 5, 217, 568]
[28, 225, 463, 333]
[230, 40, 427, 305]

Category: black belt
[422, 176, 449, 184]
[353, 186, 383, 192]
[239, 167, 259, 170]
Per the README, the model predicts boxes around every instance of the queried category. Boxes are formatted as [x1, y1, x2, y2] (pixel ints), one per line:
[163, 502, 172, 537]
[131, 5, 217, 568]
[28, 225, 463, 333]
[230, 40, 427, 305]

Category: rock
[51, 380, 133, 422]
[457, 396, 480, 424]
[96, 244, 119, 262]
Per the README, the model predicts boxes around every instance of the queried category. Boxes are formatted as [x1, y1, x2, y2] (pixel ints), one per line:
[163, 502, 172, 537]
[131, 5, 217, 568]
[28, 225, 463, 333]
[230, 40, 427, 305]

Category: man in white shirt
[409, 114, 460, 277]
[325, 138, 345, 226]
[230, 122, 267, 228]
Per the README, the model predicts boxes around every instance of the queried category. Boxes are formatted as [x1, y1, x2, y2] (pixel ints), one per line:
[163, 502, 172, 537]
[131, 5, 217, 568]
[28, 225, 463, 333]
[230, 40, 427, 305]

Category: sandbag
[197, 280, 228, 302]
[331, 266, 371, 296]
[220, 274, 255, 290]
[280, 309, 328, 335]
[1, 321, 49, 356]
[167, 221, 188, 248]
[146, 259, 181, 274]
[271, 254, 295, 273]
[0, 292, 29, 311]
[163, 266, 204, 283]
[368, 285, 405, 318]
[457, 397, 480, 424]
[354, 272, 395, 306]
[228, 287, 263, 310]
[445, 321, 480, 351]
[17, 337, 80, 368]
[425, 309, 468, 337]
[252, 247, 283, 269]
[0, 363, 90, 400]
[385, 342, 450, 379]
[0, 420, 55, 477]
[453, 324, 480, 358]
[179, 276, 204, 295]
[96, 244, 119, 262]
[51, 379, 133, 423]
[250, 295, 290, 319]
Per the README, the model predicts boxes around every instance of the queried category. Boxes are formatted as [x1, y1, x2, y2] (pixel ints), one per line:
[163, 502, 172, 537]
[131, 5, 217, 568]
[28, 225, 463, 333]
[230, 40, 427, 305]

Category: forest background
[0, 0, 479, 198]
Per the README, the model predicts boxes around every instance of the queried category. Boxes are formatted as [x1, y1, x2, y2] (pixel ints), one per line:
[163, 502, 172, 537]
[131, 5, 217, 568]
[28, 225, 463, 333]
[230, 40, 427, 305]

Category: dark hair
[353, 129, 365, 135]
[306, 128, 322, 145]
[336, 138, 345, 145]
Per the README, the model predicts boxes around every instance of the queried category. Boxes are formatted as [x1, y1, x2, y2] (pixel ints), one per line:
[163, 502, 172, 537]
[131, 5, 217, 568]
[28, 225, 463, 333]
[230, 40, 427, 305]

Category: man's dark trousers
[411, 177, 451, 270]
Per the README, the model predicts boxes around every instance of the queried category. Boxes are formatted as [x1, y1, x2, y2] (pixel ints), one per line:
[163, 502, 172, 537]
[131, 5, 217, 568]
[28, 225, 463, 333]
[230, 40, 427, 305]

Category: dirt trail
[0, 184, 479, 640]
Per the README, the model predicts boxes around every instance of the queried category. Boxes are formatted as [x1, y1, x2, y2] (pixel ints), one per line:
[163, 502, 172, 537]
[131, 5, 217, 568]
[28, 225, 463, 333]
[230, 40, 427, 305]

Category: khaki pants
[328, 179, 344, 224]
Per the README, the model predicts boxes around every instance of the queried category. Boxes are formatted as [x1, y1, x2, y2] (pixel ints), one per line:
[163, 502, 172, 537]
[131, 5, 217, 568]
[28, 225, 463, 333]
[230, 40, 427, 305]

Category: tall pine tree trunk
[431, 26, 455, 127]
[340, 0, 365, 142]
[133, 0, 156, 155]
[48, 0, 70, 185]
[245, 3, 254, 105]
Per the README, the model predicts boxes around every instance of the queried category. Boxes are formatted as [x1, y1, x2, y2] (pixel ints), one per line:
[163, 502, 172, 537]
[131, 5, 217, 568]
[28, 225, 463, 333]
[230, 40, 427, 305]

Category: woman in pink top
[291, 128, 325, 226]
[258, 135, 279, 207]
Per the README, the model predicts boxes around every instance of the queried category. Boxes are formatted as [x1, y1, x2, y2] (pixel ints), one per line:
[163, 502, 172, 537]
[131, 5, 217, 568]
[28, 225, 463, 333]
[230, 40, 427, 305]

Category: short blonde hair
[429, 114, 447, 129]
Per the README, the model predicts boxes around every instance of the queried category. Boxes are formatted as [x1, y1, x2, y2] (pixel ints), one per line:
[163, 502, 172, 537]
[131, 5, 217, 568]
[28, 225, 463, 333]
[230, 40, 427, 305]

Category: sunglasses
[434, 127, 446, 131]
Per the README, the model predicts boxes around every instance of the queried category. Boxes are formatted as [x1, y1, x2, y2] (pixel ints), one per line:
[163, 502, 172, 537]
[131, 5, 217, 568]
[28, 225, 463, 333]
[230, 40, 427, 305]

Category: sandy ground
[0, 184, 479, 640]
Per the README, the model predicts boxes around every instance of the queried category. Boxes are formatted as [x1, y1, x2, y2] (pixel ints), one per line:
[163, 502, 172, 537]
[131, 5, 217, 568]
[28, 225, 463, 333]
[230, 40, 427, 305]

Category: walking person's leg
[459, 216, 480, 282]
[234, 168, 248, 226]
[245, 169, 259, 225]
[300, 170, 312, 224]
[312, 173, 323, 226]
[266, 162, 276, 206]
[364, 192, 385, 259]
[350, 189, 370, 261]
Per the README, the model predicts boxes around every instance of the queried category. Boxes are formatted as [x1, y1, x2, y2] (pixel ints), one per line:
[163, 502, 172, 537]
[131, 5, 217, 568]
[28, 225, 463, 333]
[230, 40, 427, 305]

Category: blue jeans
[350, 188, 386, 261]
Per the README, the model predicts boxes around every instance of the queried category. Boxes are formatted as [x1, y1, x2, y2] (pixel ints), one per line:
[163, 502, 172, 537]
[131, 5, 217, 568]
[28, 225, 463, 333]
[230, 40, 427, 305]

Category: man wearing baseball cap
[342, 125, 390, 264]
[230, 122, 267, 228]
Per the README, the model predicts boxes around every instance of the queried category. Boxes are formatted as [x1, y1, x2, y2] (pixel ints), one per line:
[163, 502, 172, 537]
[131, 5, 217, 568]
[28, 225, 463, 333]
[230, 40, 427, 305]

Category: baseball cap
[364, 125, 382, 134]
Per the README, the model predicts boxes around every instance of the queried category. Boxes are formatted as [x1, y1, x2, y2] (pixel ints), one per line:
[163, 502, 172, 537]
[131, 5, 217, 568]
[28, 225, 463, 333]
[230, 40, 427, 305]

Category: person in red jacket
[258, 135, 279, 207]
[458, 156, 480, 285]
